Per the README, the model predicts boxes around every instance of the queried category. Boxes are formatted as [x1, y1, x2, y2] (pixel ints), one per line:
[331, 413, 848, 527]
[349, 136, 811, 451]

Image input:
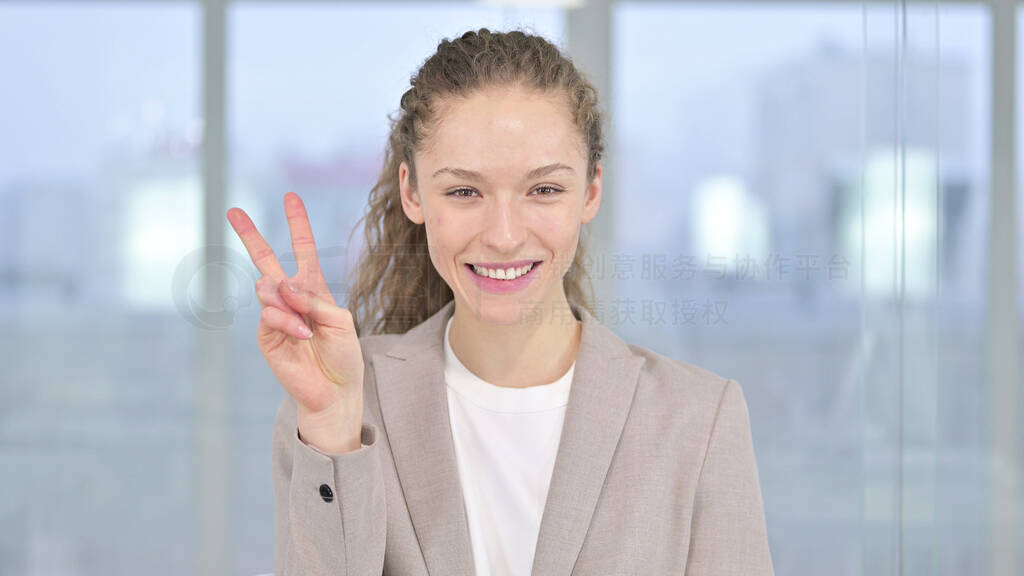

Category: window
[0, 3, 202, 574]
[613, 3, 989, 573]
[0, 2, 1015, 575]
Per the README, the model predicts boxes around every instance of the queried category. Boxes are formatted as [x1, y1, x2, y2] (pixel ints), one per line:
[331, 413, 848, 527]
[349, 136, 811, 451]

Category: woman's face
[398, 85, 602, 326]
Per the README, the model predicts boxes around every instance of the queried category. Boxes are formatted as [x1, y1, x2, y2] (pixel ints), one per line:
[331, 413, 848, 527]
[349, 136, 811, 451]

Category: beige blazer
[273, 299, 774, 575]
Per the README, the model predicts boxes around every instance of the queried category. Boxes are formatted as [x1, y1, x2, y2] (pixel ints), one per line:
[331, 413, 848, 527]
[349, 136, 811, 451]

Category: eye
[445, 186, 564, 198]
[531, 186, 564, 197]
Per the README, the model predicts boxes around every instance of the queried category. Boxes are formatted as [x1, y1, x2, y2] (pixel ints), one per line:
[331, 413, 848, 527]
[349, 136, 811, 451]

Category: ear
[581, 162, 602, 224]
[399, 160, 425, 225]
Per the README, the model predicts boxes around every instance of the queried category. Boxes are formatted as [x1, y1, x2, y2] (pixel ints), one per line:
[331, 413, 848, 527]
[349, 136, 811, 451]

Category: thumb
[277, 280, 354, 332]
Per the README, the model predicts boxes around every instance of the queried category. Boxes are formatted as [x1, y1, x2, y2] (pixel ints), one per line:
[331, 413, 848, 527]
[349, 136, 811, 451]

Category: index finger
[284, 192, 324, 279]
[226, 207, 288, 279]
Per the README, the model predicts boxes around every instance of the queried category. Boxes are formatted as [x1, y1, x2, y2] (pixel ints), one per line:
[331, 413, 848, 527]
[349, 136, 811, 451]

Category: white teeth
[472, 262, 534, 280]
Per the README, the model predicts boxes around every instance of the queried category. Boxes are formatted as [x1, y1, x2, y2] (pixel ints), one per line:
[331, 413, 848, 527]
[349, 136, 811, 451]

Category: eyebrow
[432, 163, 575, 182]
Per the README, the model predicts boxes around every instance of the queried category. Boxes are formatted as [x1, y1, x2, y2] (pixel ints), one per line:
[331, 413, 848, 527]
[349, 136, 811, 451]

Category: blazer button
[319, 484, 334, 503]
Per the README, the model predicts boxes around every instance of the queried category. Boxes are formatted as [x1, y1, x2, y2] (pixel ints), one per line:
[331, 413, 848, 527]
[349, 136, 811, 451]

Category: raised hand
[227, 192, 365, 454]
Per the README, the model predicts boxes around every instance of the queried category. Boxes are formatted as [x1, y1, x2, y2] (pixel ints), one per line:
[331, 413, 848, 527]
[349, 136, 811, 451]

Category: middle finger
[227, 207, 289, 280]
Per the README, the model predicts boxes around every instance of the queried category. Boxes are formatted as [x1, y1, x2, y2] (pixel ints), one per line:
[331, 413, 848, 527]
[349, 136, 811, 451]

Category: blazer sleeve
[685, 379, 775, 575]
[272, 393, 386, 576]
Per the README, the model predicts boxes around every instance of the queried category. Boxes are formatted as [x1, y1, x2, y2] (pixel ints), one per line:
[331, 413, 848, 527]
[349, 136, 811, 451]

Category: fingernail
[287, 281, 299, 293]
[297, 324, 313, 338]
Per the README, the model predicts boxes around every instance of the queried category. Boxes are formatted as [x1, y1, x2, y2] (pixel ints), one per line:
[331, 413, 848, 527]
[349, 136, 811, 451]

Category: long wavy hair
[345, 27, 605, 336]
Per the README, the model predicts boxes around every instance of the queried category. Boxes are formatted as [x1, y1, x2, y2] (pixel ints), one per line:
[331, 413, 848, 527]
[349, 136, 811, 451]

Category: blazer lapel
[372, 300, 476, 576]
[529, 310, 646, 576]
[372, 300, 646, 576]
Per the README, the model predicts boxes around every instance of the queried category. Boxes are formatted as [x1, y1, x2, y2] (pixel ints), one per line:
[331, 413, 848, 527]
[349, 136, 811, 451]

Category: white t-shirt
[443, 315, 575, 576]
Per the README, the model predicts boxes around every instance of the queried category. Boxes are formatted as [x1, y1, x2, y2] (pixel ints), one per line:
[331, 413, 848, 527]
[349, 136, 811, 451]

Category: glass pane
[613, 3, 989, 575]
[0, 3, 201, 575]
[226, 5, 565, 574]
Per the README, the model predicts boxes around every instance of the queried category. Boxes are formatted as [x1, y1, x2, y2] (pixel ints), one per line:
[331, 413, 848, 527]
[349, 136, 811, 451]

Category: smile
[464, 261, 542, 293]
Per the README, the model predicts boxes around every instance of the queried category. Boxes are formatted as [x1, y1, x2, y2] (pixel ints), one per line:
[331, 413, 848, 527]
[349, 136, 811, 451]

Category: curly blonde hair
[345, 27, 605, 336]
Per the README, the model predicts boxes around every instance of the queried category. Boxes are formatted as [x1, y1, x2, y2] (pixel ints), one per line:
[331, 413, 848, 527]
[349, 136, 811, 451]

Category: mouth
[464, 260, 543, 292]
[464, 260, 543, 276]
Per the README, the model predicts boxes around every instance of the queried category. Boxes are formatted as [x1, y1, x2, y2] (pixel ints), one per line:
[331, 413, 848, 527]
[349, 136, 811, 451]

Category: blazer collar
[371, 300, 646, 576]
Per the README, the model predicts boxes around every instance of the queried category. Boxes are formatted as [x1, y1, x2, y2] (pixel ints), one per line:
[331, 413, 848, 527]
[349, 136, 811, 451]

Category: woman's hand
[227, 192, 365, 453]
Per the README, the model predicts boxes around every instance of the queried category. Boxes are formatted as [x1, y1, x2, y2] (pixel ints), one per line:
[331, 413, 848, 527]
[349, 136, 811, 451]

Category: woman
[227, 28, 773, 576]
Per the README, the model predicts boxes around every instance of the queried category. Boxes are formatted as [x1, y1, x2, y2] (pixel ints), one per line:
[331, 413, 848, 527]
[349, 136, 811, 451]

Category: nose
[480, 195, 526, 254]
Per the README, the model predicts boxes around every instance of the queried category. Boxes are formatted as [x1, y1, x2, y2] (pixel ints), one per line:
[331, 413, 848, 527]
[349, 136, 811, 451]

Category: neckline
[443, 315, 574, 413]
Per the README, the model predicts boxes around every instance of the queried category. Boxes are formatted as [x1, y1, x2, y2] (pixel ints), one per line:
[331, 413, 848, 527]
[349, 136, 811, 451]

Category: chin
[463, 298, 538, 327]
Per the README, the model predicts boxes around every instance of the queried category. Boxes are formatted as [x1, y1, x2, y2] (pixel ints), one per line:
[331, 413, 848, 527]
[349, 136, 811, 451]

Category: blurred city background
[0, 0, 1020, 575]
